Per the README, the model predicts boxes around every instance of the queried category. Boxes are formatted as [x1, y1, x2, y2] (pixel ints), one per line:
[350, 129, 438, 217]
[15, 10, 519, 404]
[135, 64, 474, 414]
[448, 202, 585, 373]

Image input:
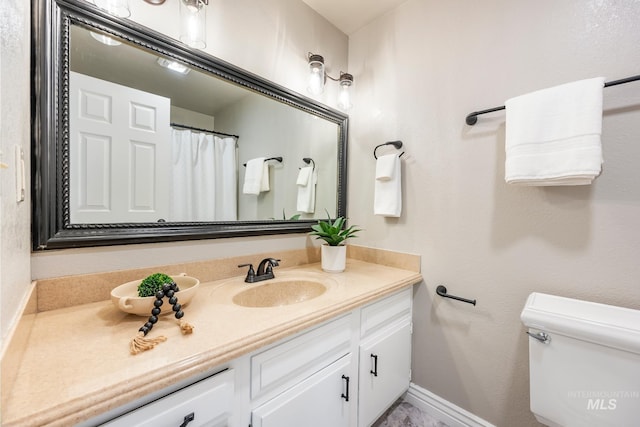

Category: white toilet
[521, 292, 640, 427]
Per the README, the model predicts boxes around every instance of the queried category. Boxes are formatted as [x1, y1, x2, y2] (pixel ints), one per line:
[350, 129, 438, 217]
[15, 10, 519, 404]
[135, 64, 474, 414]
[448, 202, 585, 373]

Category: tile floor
[373, 399, 449, 427]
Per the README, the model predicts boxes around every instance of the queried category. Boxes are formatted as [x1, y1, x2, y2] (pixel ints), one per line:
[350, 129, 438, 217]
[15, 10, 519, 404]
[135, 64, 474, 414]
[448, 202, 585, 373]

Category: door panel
[70, 72, 171, 223]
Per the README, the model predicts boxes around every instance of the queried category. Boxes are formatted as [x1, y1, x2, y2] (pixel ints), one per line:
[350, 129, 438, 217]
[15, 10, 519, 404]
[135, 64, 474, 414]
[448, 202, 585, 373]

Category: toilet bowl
[521, 292, 640, 427]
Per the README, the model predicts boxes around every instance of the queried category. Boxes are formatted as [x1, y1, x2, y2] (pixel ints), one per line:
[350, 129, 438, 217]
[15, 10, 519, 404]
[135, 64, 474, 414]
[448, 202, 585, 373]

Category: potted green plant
[309, 214, 361, 272]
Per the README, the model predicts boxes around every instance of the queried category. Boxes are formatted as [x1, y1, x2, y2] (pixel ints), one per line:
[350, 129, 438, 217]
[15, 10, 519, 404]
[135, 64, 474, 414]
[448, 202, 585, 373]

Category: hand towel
[374, 154, 402, 217]
[375, 153, 396, 181]
[296, 166, 312, 186]
[504, 77, 605, 186]
[242, 157, 265, 195]
[297, 167, 317, 213]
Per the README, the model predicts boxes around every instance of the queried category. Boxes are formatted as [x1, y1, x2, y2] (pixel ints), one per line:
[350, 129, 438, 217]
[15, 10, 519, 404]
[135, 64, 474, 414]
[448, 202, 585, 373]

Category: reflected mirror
[32, 0, 348, 249]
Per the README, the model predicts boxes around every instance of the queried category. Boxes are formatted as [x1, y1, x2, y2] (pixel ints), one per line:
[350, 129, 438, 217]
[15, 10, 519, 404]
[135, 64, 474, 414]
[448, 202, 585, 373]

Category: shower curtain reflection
[169, 129, 238, 221]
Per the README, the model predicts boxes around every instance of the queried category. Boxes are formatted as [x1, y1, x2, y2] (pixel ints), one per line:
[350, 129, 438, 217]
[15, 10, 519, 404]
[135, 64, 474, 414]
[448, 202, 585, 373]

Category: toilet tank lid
[521, 292, 640, 355]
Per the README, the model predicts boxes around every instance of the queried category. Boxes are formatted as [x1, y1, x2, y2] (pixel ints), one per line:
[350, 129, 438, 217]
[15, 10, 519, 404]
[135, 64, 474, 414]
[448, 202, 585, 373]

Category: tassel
[128, 281, 194, 354]
[130, 331, 167, 355]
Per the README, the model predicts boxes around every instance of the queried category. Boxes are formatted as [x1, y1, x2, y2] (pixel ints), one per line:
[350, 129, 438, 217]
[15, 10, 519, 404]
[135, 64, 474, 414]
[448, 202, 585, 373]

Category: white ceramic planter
[321, 244, 346, 273]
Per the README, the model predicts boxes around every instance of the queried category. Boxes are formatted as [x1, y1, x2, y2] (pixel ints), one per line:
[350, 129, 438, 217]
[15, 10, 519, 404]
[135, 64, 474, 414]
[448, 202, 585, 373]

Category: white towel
[504, 77, 605, 186]
[260, 162, 270, 192]
[374, 154, 402, 217]
[296, 166, 312, 186]
[297, 167, 317, 213]
[242, 157, 265, 195]
[375, 153, 396, 181]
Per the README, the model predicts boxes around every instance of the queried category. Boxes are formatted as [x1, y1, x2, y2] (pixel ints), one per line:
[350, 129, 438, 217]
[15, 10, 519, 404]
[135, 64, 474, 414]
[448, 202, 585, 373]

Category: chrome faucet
[238, 258, 280, 283]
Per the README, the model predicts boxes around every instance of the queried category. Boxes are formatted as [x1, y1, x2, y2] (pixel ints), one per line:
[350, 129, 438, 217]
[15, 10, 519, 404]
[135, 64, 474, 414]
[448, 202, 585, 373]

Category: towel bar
[436, 285, 476, 306]
[243, 157, 283, 167]
[373, 140, 404, 159]
[302, 157, 315, 169]
[464, 73, 640, 126]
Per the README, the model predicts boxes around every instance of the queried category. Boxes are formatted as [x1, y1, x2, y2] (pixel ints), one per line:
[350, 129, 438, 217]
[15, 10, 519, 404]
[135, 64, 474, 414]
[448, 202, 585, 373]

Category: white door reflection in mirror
[70, 72, 171, 223]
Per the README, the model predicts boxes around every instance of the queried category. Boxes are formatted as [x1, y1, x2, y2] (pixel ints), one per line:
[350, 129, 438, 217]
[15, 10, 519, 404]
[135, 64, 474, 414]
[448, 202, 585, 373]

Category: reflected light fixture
[307, 52, 354, 111]
[89, 31, 122, 46]
[156, 57, 191, 75]
[179, 0, 209, 49]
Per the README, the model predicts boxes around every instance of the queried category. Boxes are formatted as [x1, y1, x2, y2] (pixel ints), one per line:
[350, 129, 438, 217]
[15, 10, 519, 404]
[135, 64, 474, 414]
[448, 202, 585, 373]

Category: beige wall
[0, 0, 32, 350]
[347, 0, 640, 425]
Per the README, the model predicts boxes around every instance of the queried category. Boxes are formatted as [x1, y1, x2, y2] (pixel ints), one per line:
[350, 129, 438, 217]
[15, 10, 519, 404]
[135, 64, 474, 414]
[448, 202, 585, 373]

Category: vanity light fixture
[307, 53, 354, 111]
[179, 0, 209, 49]
[92, 0, 131, 18]
[307, 54, 326, 95]
[156, 58, 191, 74]
[337, 72, 353, 110]
[93, 0, 208, 50]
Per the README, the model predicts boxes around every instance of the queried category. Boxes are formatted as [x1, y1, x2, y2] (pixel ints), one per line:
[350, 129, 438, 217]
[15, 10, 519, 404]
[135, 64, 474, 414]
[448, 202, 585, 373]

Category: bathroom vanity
[100, 287, 412, 427]
[1, 250, 421, 427]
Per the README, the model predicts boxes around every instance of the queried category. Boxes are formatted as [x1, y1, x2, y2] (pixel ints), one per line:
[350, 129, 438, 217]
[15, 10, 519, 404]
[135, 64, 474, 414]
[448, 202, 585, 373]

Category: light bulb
[337, 73, 353, 110]
[307, 54, 325, 95]
[180, 0, 206, 49]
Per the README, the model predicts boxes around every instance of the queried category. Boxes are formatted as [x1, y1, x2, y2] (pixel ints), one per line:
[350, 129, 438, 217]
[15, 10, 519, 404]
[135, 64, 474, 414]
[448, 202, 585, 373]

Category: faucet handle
[265, 259, 281, 274]
[238, 263, 255, 282]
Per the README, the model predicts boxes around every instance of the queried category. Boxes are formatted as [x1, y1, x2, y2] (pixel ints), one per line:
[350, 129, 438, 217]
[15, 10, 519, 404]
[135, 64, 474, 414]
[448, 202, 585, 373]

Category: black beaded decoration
[138, 281, 183, 336]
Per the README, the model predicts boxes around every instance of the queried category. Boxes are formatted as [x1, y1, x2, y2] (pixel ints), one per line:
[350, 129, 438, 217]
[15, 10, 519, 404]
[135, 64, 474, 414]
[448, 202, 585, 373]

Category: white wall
[348, 1, 640, 425]
[3, 0, 347, 351]
[0, 0, 32, 350]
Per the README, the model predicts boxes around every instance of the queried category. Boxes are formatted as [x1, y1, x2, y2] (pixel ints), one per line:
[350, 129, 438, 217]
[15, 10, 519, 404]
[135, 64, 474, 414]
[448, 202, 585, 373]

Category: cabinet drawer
[101, 369, 234, 427]
[251, 315, 351, 400]
[360, 288, 412, 338]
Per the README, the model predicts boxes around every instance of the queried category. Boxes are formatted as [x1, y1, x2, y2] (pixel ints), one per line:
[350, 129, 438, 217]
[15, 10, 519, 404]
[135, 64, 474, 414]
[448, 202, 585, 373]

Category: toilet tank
[521, 293, 640, 427]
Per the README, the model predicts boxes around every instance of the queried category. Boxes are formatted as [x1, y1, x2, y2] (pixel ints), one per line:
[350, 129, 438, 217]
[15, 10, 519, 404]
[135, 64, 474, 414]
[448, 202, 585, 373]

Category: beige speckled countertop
[1, 255, 422, 427]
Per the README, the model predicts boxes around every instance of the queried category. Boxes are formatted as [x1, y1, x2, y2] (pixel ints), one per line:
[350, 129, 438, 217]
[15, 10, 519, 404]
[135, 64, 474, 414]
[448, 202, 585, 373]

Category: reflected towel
[374, 154, 402, 217]
[296, 166, 312, 186]
[297, 168, 317, 213]
[260, 162, 270, 192]
[505, 77, 605, 185]
[242, 157, 265, 195]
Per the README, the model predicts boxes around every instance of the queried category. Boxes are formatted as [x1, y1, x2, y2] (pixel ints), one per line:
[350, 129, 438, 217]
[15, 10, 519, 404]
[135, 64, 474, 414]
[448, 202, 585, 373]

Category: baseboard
[404, 382, 496, 427]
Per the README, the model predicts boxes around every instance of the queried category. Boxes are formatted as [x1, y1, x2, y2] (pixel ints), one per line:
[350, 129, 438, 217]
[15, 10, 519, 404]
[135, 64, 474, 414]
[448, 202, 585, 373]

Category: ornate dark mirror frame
[31, 0, 348, 250]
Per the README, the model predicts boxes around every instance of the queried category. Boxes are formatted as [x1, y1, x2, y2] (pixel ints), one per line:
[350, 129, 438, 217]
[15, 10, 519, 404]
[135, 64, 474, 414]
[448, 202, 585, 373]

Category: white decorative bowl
[110, 275, 200, 316]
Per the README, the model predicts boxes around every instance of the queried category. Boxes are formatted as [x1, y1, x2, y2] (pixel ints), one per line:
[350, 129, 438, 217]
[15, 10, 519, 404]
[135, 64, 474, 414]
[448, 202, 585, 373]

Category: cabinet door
[251, 354, 352, 427]
[358, 319, 412, 427]
[101, 369, 234, 427]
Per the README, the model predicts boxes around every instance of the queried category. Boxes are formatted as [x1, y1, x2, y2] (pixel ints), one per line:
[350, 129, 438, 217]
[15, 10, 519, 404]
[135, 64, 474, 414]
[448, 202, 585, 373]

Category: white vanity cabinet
[249, 287, 413, 427]
[358, 288, 413, 427]
[100, 369, 235, 427]
[97, 287, 413, 427]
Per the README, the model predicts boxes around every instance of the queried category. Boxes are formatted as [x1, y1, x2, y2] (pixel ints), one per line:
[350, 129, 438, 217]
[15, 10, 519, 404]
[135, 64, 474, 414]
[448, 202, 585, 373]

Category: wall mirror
[32, 0, 348, 250]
